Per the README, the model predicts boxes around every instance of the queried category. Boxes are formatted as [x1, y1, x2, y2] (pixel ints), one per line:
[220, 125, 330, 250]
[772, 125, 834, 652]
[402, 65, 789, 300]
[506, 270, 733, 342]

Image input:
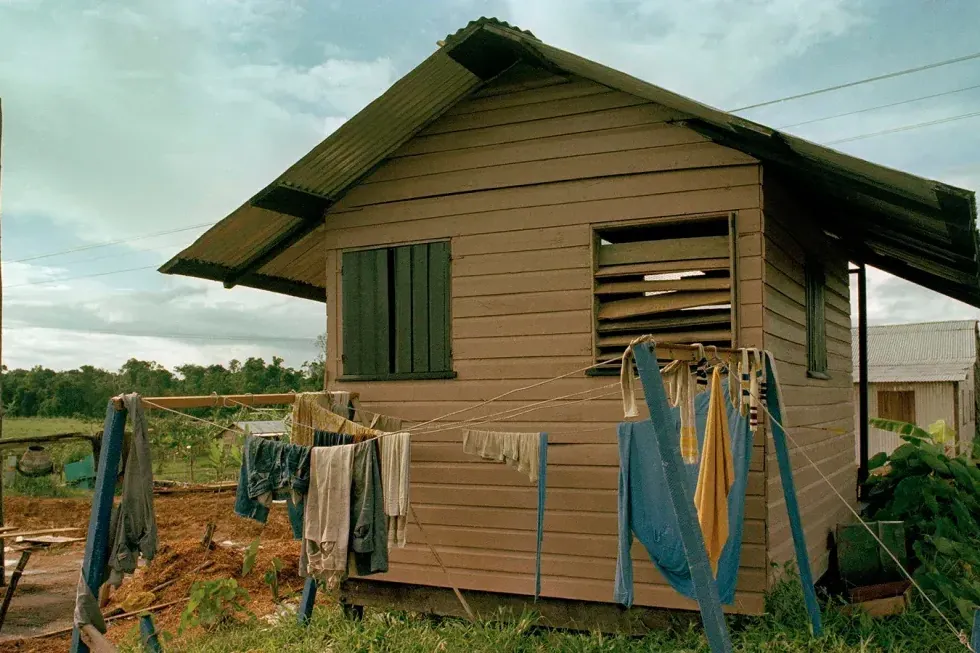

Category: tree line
[1, 336, 326, 419]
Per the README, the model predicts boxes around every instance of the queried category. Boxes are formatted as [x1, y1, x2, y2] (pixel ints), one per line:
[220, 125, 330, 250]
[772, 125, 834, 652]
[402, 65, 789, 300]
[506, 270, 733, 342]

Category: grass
[116, 581, 969, 653]
[1, 416, 100, 438]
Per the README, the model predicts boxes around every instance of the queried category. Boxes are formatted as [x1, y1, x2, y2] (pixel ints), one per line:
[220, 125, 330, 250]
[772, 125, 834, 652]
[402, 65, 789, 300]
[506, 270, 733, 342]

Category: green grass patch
[116, 580, 967, 653]
[2, 416, 99, 439]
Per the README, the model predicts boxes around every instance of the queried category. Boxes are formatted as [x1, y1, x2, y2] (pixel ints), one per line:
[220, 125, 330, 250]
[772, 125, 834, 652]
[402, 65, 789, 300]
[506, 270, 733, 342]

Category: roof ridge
[443, 16, 537, 46]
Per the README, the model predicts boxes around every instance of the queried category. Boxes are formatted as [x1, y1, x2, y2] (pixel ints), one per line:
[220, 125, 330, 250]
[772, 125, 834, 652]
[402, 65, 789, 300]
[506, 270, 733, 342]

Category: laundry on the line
[380, 432, 411, 550]
[461, 428, 541, 483]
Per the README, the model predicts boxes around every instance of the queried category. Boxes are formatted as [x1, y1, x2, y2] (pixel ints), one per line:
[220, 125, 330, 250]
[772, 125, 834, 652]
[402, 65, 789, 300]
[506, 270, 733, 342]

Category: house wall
[321, 65, 769, 613]
[760, 173, 856, 583]
[851, 381, 958, 458]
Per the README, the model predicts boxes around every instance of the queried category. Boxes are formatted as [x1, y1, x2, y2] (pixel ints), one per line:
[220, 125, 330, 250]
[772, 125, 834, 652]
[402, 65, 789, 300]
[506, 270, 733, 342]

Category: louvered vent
[592, 215, 736, 372]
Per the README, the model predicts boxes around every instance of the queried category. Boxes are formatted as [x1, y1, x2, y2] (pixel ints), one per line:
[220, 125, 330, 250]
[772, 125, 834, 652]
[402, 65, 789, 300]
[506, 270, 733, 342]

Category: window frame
[805, 258, 829, 379]
[877, 390, 916, 424]
[338, 240, 456, 382]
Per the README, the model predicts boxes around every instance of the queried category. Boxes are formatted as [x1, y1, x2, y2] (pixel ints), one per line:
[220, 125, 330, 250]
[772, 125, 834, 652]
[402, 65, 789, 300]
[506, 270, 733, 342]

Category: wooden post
[0, 549, 31, 632]
[857, 263, 869, 496]
[139, 614, 163, 653]
[297, 577, 317, 625]
[631, 343, 733, 653]
[765, 360, 823, 636]
[0, 97, 6, 587]
[71, 399, 128, 653]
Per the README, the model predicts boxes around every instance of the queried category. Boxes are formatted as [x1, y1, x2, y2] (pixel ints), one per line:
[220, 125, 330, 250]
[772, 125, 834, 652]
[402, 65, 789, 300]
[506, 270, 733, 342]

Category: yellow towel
[694, 365, 735, 575]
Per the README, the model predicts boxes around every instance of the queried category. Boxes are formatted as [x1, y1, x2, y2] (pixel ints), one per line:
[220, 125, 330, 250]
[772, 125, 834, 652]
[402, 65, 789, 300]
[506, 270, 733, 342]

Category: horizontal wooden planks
[598, 290, 731, 320]
[595, 276, 730, 295]
[598, 236, 729, 266]
[342, 141, 758, 207]
[454, 268, 591, 297]
[373, 122, 710, 183]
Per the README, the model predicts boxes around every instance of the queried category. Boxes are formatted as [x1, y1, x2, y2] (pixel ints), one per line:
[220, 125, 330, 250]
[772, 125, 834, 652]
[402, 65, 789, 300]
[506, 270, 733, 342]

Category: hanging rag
[348, 440, 388, 577]
[368, 412, 404, 433]
[462, 429, 540, 483]
[301, 444, 355, 587]
[101, 394, 158, 587]
[326, 391, 352, 419]
[619, 336, 655, 418]
[694, 366, 736, 574]
[234, 435, 312, 530]
[285, 431, 356, 539]
[614, 372, 753, 607]
[380, 432, 411, 549]
[661, 360, 700, 464]
[292, 393, 382, 446]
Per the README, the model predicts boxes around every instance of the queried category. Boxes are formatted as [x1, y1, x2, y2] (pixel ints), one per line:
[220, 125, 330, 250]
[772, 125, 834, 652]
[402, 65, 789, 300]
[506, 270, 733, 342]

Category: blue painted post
[71, 399, 128, 653]
[535, 432, 548, 600]
[139, 614, 163, 652]
[765, 359, 823, 636]
[632, 343, 733, 653]
[297, 577, 317, 625]
[971, 608, 979, 653]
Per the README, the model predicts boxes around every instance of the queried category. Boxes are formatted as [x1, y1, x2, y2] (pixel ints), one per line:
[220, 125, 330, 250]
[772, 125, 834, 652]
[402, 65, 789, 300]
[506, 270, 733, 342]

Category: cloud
[0, 0, 397, 244]
[501, 0, 863, 106]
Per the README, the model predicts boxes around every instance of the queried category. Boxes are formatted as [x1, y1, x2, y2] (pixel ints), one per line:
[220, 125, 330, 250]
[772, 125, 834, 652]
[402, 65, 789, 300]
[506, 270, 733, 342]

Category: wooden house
[161, 18, 980, 625]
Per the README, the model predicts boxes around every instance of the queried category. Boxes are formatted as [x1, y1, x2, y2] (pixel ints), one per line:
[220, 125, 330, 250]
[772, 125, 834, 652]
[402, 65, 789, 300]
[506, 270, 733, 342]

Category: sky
[1, 0, 979, 372]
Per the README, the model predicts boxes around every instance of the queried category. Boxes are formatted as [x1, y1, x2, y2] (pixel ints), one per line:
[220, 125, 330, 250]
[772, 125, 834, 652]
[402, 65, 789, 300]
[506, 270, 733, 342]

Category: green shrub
[179, 579, 252, 633]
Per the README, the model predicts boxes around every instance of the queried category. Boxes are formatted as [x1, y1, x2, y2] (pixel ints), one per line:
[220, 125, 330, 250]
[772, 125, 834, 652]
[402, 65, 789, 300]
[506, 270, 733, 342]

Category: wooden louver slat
[597, 235, 729, 266]
[597, 289, 731, 321]
[595, 276, 730, 295]
[593, 216, 736, 370]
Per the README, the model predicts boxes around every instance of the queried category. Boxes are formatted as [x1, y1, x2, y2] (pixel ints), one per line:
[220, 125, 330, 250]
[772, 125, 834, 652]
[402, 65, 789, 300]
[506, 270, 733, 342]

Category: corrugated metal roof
[852, 320, 979, 382]
[161, 17, 980, 307]
[233, 420, 285, 434]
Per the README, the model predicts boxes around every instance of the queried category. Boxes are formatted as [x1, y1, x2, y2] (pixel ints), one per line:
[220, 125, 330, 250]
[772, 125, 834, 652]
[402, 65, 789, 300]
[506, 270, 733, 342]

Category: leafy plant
[179, 578, 251, 633]
[242, 537, 261, 577]
[263, 557, 284, 603]
[863, 418, 980, 625]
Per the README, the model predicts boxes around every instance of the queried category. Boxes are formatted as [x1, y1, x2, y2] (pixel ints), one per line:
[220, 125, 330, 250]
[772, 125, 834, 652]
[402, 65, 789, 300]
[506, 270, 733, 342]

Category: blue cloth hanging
[614, 377, 752, 607]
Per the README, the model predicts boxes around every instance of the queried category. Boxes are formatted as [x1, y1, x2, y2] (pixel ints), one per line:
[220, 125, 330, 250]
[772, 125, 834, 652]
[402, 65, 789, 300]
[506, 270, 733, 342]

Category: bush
[179, 579, 252, 633]
[862, 418, 980, 625]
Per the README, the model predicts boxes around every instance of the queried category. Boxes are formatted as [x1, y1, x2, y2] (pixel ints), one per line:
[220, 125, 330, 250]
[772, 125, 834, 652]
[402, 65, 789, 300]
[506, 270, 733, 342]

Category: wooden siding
[323, 68, 766, 614]
[761, 173, 856, 584]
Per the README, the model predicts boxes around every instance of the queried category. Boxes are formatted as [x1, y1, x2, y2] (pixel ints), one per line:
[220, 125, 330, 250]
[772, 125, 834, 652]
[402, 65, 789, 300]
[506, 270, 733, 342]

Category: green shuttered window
[341, 241, 453, 381]
[805, 259, 828, 378]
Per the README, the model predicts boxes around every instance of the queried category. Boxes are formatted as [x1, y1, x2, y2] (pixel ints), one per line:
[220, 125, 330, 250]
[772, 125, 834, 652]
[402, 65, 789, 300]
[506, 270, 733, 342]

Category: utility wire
[777, 83, 980, 129]
[2, 265, 160, 289]
[8, 221, 216, 263]
[730, 50, 980, 112]
[826, 109, 980, 144]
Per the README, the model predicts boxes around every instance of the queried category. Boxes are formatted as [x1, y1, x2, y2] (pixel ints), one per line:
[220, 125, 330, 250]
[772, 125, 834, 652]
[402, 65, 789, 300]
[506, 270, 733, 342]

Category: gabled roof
[161, 17, 980, 307]
[852, 320, 979, 383]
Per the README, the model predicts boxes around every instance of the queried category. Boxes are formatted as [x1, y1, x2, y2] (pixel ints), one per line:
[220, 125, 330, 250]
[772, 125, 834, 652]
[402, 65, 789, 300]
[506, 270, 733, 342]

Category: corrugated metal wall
[852, 381, 959, 457]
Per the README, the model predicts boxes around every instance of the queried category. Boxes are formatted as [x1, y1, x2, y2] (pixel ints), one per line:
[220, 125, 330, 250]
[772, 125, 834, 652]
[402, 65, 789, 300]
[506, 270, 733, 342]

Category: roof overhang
[160, 17, 980, 306]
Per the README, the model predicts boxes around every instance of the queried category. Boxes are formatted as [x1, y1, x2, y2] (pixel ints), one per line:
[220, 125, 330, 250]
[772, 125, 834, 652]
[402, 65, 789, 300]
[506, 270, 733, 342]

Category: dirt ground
[0, 492, 300, 652]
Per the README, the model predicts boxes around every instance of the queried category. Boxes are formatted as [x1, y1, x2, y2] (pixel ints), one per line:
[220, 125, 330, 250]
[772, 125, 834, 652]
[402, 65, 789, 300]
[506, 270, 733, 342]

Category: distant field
[2, 417, 100, 439]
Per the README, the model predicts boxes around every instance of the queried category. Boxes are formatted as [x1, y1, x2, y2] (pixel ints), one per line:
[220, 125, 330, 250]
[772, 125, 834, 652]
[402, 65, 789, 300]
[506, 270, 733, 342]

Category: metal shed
[160, 17, 980, 628]
[852, 320, 979, 458]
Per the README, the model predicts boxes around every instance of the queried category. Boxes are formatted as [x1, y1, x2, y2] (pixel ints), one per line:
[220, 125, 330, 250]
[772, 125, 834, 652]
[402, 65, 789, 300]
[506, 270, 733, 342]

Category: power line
[2, 324, 319, 344]
[2, 265, 160, 289]
[826, 109, 980, 145]
[777, 83, 980, 129]
[8, 221, 216, 264]
[730, 50, 980, 112]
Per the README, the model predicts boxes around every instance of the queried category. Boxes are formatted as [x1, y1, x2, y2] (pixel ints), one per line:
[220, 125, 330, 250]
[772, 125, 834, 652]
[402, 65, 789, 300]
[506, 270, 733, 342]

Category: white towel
[302, 445, 355, 588]
[380, 432, 411, 549]
[462, 429, 540, 484]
